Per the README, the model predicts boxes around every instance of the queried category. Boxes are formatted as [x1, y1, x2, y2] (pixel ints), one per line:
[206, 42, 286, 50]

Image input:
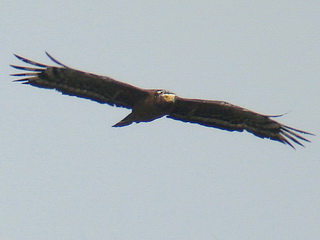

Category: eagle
[11, 53, 313, 148]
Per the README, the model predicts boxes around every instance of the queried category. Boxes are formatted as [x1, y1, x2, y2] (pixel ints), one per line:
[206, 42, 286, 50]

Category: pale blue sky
[1, 1, 319, 239]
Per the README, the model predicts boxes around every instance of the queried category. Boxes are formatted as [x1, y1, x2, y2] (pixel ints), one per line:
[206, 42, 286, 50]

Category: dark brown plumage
[11, 53, 314, 148]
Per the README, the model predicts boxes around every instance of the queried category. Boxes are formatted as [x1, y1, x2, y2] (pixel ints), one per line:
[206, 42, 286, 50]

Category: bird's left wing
[11, 53, 149, 109]
[168, 97, 313, 148]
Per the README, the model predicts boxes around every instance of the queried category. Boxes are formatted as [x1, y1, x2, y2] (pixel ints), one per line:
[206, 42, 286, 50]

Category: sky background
[1, 1, 319, 239]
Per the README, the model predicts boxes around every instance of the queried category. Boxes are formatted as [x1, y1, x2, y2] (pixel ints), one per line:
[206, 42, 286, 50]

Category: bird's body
[11, 53, 314, 148]
[113, 89, 176, 127]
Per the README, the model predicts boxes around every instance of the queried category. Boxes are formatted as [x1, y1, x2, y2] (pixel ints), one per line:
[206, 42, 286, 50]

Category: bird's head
[154, 90, 176, 105]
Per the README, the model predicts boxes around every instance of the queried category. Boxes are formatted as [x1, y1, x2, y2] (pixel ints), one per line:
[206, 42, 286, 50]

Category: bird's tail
[112, 113, 134, 127]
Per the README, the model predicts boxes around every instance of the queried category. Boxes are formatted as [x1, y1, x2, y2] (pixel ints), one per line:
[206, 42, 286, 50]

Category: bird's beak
[162, 93, 176, 103]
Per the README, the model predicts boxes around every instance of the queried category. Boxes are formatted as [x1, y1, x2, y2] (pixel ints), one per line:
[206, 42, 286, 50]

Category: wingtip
[12, 53, 48, 67]
[45, 51, 52, 58]
[13, 53, 24, 61]
[279, 124, 314, 149]
[12, 77, 31, 82]
[45, 51, 69, 67]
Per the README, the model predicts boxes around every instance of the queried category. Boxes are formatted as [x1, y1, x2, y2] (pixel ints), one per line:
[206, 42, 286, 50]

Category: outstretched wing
[10, 53, 149, 109]
[168, 97, 314, 148]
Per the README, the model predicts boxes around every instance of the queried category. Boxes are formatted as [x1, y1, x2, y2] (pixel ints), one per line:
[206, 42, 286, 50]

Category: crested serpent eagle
[10, 53, 314, 148]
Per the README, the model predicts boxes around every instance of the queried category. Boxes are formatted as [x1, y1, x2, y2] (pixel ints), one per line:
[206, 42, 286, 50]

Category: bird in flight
[11, 53, 313, 148]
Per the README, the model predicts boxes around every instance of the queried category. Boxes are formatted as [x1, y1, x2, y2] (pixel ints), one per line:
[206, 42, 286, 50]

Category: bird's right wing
[11, 53, 149, 109]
